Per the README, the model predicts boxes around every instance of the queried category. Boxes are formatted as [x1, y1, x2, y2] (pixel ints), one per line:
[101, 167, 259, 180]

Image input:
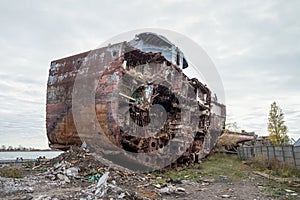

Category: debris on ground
[158, 185, 186, 195]
[1, 149, 300, 200]
[0, 146, 160, 199]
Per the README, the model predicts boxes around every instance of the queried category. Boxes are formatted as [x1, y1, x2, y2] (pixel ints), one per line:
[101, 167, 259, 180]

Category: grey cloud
[0, 0, 300, 148]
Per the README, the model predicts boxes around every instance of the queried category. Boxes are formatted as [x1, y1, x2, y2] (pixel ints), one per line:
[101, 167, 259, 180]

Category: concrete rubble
[1, 147, 299, 199]
[0, 146, 177, 199]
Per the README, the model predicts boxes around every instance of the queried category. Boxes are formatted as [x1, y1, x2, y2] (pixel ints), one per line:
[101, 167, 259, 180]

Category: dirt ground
[0, 148, 299, 200]
[159, 173, 285, 200]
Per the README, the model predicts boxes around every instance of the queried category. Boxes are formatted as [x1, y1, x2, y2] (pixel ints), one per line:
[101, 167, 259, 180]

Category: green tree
[268, 102, 289, 145]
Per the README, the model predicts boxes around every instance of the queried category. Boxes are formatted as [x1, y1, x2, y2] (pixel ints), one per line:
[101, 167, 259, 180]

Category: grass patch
[151, 153, 300, 199]
[198, 153, 250, 182]
[249, 156, 300, 178]
[245, 156, 300, 198]
[153, 153, 250, 184]
[264, 181, 300, 199]
[0, 166, 24, 178]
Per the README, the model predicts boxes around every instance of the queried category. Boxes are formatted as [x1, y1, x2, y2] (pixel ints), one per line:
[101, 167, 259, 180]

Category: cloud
[0, 0, 299, 148]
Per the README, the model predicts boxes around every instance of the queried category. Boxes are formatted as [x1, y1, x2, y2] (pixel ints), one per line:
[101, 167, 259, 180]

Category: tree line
[0, 145, 50, 151]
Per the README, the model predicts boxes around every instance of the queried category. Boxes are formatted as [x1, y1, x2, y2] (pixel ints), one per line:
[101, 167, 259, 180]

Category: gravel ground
[1, 149, 299, 200]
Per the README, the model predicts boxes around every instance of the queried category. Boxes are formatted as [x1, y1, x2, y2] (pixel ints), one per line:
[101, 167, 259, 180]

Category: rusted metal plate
[46, 33, 226, 168]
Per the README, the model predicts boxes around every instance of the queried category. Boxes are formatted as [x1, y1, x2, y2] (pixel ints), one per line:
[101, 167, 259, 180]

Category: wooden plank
[275, 146, 282, 151]
[254, 147, 259, 156]
[275, 151, 283, 155]
[294, 152, 300, 159]
[293, 147, 300, 153]
[253, 171, 300, 183]
[247, 147, 250, 159]
[268, 147, 274, 159]
[240, 147, 245, 160]
[292, 146, 297, 168]
[275, 154, 283, 160]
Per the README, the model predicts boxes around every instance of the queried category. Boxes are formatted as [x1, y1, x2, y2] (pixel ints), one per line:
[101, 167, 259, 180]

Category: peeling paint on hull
[46, 33, 226, 168]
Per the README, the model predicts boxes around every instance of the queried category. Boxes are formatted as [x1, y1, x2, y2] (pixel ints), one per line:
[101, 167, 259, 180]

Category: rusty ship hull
[46, 33, 226, 168]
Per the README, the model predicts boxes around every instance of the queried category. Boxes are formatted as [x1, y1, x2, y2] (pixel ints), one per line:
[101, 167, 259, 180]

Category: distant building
[255, 136, 272, 146]
[294, 138, 300, 147]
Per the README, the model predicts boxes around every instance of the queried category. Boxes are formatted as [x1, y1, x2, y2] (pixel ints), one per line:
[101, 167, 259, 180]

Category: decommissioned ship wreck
[46, 32, 226, 169]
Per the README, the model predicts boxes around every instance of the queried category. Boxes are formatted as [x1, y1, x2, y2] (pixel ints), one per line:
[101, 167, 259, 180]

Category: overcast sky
[0, 0, 299, 149]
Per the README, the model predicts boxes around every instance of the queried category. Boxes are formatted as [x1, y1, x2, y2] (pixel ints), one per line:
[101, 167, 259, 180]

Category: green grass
[264, 181, 300, 199]
[153, 153, 250, 184]
[152, 153, 300, 199]
[198, 153, 249, 182]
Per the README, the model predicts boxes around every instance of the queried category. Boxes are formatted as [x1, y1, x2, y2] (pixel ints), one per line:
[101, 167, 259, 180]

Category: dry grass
[0, 165, 24, 178]
[248, 156, 300, 178]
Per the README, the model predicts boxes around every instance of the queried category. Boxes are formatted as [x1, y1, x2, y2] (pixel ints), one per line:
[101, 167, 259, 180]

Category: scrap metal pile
[46, 32, 226, 169]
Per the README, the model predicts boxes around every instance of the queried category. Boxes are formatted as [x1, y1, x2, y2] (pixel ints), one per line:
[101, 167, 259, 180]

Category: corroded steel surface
[46, 33, 226, 167]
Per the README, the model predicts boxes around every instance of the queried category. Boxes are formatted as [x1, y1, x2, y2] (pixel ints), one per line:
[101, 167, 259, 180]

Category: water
[0, 151, 63, 161]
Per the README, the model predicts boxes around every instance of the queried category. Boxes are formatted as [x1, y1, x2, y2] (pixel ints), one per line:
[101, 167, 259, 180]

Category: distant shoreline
[0, 149, 61, 152]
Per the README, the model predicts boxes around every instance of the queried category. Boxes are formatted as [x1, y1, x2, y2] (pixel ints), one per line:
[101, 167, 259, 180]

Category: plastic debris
[221, 194, 231, 198]
[95, 172, 109, 197]
[88, 173, 101, 182]
[53, 162, 62, 169]
[285, 189, 295, 193]
[176, 187, 186, 193]
[158, 185, 177, 194]
[66, 167, 79, 177]
[23, 187, 34, 193]
[81, 141, 87, 149]
[118, 192, 126, 199]
[57, 174, 70, 183]
[158, 185, 186, 195]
